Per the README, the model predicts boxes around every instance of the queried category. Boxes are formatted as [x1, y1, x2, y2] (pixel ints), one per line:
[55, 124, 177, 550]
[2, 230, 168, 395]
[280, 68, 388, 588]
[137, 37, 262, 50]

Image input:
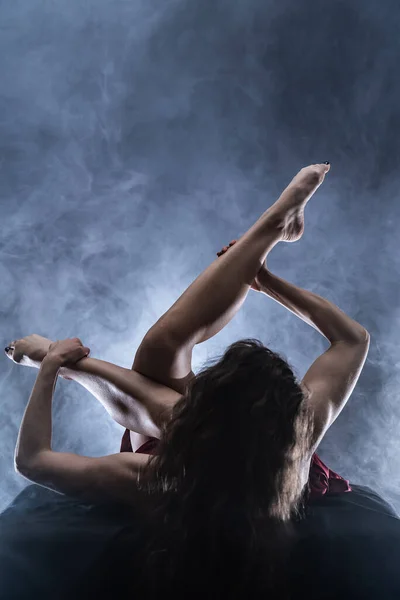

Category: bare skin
[217, 240, 263, 290]
[6, 335, 61, 371]
[7, 162, 371, 507]
[5, 164, 330, 434]
[131, 163, 330, 394]
[4, 335, 179, 440]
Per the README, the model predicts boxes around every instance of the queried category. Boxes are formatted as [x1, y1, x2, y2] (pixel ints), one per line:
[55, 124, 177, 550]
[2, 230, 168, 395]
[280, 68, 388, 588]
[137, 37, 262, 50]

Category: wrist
[41, 355, 63, 372]
[59, 356, 91, 381]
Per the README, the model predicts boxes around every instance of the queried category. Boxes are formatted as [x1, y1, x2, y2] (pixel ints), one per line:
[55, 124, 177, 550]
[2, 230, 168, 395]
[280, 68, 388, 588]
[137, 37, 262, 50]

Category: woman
[6, 163, 370, 597]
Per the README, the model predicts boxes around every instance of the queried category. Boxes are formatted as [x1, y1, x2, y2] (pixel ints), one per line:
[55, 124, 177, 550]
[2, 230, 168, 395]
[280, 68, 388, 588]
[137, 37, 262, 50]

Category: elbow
[14, 452, 23, 474]
[354, 327, 370, 345]
[14, 455, 38, 479]
[332, 327, 370, 346]
[345, 327, 370, 345]
[14, 461, 41, 486]
[14, 462, 31, 482]
[14, 457, 30, 477]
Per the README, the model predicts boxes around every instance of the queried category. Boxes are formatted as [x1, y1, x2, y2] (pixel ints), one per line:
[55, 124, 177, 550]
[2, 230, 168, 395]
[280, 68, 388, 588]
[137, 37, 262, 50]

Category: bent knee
[135, 327, 181, 364]
[135, 315, 194, 363]
[132, 328, 192, 390]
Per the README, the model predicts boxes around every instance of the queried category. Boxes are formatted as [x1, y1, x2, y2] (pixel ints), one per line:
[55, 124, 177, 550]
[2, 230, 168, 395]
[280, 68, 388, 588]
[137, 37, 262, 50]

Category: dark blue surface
[290, 485, 400, 599]
[1, 484, 400, 599]
[0, 485, 133, 600]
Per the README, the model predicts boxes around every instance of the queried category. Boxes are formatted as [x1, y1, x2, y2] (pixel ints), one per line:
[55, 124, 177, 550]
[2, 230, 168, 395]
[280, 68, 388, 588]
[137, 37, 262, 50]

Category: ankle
[262, 206, 286, 236]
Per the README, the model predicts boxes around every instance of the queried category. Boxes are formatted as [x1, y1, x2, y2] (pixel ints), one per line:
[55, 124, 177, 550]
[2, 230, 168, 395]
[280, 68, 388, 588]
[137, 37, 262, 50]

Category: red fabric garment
[120, 428, 352, 498]
[308, 453, 351, 498]
[120, 429, 159, 455]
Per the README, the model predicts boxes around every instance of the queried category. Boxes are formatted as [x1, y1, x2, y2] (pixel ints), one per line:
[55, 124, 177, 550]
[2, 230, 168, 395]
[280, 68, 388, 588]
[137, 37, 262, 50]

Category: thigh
[131, 332, 195, 395]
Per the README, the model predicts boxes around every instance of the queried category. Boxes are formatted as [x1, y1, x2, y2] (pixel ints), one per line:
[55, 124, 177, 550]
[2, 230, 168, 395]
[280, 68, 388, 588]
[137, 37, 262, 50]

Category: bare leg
[5, 166, 328, 437]
[132, 164, 330, 393]
[5, 336, 179, 438]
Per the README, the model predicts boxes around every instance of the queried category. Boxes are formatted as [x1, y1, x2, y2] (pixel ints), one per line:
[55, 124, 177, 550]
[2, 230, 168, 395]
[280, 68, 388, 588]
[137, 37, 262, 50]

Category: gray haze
[1, 0, 400, 512]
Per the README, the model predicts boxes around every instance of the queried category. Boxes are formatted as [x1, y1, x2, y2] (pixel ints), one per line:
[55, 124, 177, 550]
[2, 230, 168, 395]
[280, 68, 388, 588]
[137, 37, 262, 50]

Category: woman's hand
[45, 338, 90, 368]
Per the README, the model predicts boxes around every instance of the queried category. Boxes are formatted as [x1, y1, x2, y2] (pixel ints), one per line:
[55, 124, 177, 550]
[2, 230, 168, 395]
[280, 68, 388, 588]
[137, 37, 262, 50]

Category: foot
[217, 240, 265, 291]
[269, 163, 330, 242]
[5, 334, 84, 379]
[5, 334, 53, 368]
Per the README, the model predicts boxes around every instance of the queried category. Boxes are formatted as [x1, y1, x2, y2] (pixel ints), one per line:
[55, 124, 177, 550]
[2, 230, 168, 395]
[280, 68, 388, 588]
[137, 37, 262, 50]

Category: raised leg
[5, 336, 180, 438]
[5, 166, 328, 440]
[132, 163, 330, 394]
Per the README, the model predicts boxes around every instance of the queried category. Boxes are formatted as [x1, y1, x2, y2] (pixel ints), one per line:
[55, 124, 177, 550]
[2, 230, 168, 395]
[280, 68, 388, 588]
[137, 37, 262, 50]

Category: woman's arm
[18, 450, 150, 504]
[14, 353, 150, 504]
[257, 269, 368, 344]
[14, 358, 59, 464]
[257, 269, 370, 449]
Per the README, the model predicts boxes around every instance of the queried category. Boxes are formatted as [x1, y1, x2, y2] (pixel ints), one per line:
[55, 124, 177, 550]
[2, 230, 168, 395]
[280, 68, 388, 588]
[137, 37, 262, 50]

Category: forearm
[15, 358, 60, 470]
[258, 270, 368, 344]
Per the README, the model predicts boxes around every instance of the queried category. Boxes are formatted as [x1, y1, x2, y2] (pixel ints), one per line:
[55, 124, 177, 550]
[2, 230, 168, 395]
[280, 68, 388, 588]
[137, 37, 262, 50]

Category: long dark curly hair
[139, 339, 314, 599]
